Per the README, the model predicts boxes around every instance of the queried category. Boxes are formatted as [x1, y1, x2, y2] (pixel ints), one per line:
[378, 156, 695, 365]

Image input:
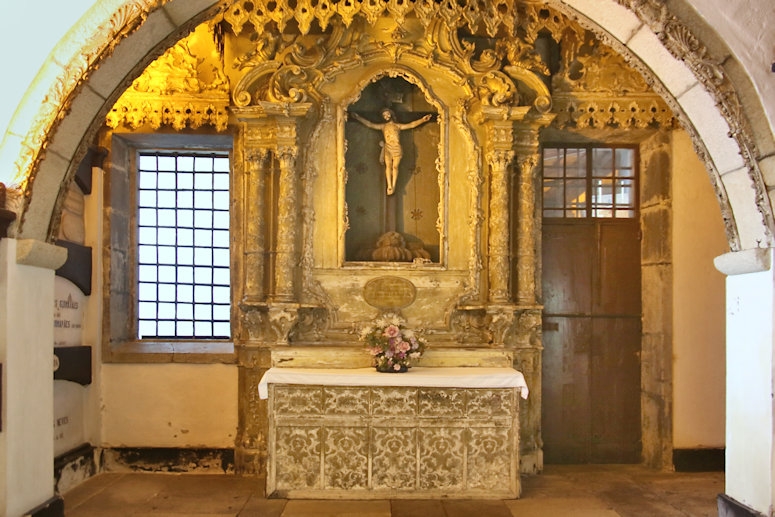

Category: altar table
[258, 367, 528, 499]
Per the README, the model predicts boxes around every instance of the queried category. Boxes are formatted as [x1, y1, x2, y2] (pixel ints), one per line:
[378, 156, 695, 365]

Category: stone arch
[7, 0, 772, 253]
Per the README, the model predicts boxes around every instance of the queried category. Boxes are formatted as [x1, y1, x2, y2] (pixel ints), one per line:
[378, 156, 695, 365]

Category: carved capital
[268, 304, 300, 345]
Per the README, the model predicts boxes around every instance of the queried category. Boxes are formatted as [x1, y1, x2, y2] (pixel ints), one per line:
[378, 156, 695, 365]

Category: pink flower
[384, 324, 400, 338]
[393, 363, 401, 371]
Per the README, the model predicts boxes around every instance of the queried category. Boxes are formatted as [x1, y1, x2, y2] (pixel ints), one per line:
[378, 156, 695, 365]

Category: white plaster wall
[724, 255, 775, 513]
[101, 363, 238, 448]
[672, 130, 728, 449]
[0, 239, 56, 516]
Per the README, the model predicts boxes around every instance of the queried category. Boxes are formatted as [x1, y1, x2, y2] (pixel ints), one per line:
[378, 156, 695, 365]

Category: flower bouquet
[360, 313, 427, 372]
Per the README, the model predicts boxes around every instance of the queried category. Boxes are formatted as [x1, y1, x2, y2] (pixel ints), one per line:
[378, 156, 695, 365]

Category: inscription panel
[363, 276, 416, 309]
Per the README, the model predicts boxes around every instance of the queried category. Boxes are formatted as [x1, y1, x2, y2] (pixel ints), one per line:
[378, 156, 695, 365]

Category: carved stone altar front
[264, 372, 523, 499]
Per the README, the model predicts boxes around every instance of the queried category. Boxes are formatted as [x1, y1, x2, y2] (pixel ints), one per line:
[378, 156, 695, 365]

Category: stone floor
[62, 464, 723, 516]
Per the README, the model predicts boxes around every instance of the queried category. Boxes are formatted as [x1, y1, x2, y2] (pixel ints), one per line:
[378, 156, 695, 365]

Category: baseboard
[25, 495, 64, 517]
[672, 448, 724, 472]
[103, 447, 235, 474]
[718, 493, 766, 517]
[54, 443, 100, 494]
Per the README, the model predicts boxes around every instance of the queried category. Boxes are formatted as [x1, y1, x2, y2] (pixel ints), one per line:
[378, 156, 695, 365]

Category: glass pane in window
[158, 284, 176, 302]
[158, 246, 176, 265]
[213, 268, 230, 286]
[138, 283, 157, 301]
[213, 230, 230, 248]
[195, 171, 214, 189]
[214, 191, 230, 208]
[157, 321, 175, 336]
[178, 266, 194, 284]
[177, 284, 193, 303]
[213, 322, 231, 337]
[194, 229, 212, 247]
[178, 209, 194, 228]
[195, 304, 212, 320]
[195, 211, 213, 228]
[566, 149, 587, 178]
[138, 190, 156, 207]
[543, 209, 564, 218]
[194, 190, 213, 209]
[177, 155, 195, 172]
[592, 178, 614, 208]
[565, 179, 587, 211]
[138, 208, 156, 226]
[177, 247, 194, 266]
[213, 249, 229, 267]
[616, 179, 635, 208]
[178, 228, 193, 247]
[616, 148, 634, 173]
[138, 302, 157, 319]
[194, 268, 213, 285]
[157, 227, 176, 246]
[138, 320, 156, 339]
[157, 171, 176, 189]
[177, 321, 194, 336]
[178, 171, 194, 189]
[213, 287, 230, 305]
[138, 227, 156, 245]
[158, 302, 175, 319]
[178, 303, 193, 319]
[138, 245, 157, 264]
[157, 156, 177, 172]
[195, 322, 213, 337]
[177, 190, 193, 209]
[157, 190, 176, 209]
[214, 157, 230, 173]
[138, 155, 158, 172]
[195, 248, 213, 266]
[139, 265, 157, 282]
[194, 286, 212, 304]
[592, 148, 613, 172]
[543, 179, 563, 208]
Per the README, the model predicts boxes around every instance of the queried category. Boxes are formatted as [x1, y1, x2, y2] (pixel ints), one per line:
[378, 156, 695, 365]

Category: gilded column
[485, 120, 515, 304]
[244, 148, 269, 302]
[273, 144, 298, 302]
[515, 152, 539, 305]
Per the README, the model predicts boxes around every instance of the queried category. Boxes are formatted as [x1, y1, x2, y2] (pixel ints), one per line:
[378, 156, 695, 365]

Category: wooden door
[542, 219, 641, 463]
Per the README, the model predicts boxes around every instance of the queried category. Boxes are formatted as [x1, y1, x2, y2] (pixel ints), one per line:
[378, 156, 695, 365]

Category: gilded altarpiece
[105, 0, 676, 488]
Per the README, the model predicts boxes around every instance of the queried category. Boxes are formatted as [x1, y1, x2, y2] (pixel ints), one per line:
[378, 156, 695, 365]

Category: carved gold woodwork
[106, 23, 230, 132]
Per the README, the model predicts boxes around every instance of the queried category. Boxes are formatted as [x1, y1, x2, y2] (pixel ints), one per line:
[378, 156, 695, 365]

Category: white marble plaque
[54, 276, 85, 347]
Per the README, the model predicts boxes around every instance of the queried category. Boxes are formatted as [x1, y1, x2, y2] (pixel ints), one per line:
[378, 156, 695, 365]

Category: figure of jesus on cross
[350, 108, 433, 195]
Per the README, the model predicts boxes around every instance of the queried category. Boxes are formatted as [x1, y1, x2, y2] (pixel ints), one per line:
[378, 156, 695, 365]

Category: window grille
[542, 146, 637, 218]
[136, 152, 231, 339]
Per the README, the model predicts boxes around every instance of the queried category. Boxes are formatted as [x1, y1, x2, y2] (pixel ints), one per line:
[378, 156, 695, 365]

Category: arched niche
[343, 74, 441, 264]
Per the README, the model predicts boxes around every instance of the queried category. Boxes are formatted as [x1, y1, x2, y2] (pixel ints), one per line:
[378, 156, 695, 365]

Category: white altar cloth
[258, 366, 529, 400]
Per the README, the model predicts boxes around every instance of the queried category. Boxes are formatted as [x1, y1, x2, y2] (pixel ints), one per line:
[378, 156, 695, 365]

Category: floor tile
[389, 499, 445, 517]
[281, 499, 391, 517]
[442, 499, 512, 517]
[504, 497, 620, 517]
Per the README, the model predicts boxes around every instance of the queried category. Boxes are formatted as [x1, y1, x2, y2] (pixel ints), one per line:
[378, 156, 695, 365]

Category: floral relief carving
[467, 427, 512, 489]
[418, 427, 465, 489]
[273, 386, 323, 415]
[371, 427, 417, 489]
[467, 389, 514, 418]
[419, 388, 466, 417]
[372, 387, 418, 416]
[324, 427, 369, 489]
[275, 426, 322, 489]
[323, 387, 370, 415]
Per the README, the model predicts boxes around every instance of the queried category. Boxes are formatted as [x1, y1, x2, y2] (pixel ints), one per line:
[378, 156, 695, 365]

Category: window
[542, 146, 637, 218]
[135, 152, 231, 339]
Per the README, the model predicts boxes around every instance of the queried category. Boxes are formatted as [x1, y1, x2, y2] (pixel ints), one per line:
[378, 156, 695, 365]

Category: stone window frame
[103, 133, 236, 364]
